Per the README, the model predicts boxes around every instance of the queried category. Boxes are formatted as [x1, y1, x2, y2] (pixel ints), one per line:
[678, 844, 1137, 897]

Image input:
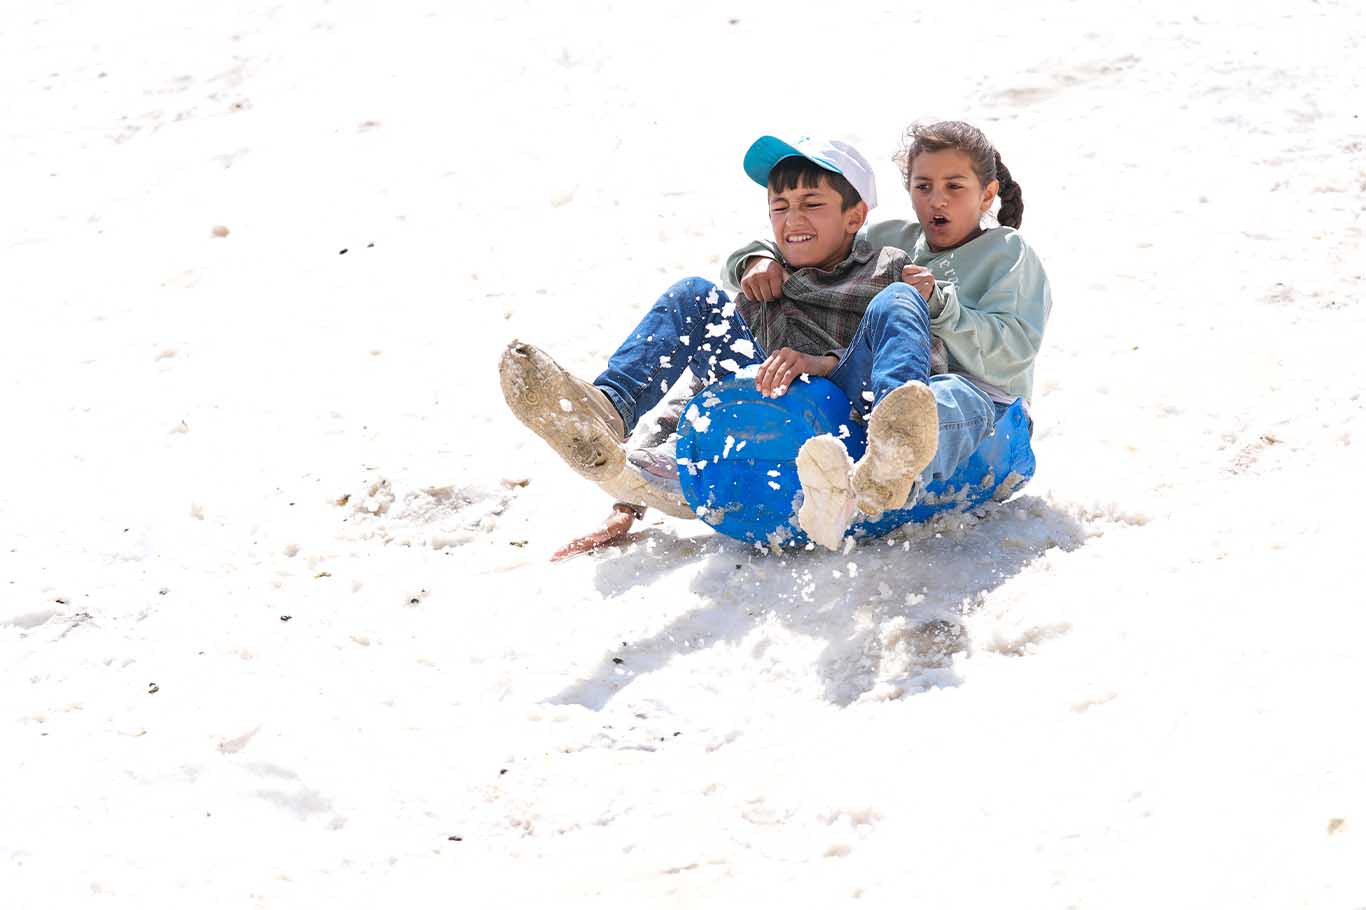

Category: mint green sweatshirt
[723, 223, 1052, 404]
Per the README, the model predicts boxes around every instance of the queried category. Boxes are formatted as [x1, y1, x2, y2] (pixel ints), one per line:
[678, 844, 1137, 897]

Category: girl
[554, 120, 1052, 558]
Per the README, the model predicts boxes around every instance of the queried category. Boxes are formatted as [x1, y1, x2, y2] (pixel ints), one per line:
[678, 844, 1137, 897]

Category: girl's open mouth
[930, 215, 950, 227]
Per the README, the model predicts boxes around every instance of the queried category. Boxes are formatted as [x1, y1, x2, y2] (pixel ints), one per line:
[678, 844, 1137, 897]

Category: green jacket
[723, 223, 1052, 403]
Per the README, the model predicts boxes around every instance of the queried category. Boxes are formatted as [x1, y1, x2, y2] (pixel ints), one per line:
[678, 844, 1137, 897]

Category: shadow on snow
[548, 494, 1088, 710]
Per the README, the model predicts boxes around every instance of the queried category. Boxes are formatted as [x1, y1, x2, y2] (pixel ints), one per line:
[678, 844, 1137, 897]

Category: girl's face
[908, 149, 999, 251]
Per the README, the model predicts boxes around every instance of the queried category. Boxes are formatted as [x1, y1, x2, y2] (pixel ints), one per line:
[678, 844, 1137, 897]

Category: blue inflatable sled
[676, 367, 1036, 548]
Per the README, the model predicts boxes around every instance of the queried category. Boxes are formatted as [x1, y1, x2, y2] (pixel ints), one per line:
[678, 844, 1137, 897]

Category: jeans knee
[866, 282, 929, 324]
[668, 276, 721, 302]
[661, 277, 728, 322]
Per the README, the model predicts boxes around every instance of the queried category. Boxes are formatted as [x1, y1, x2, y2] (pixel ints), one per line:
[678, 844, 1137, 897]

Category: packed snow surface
[2, 0, 1364, 907]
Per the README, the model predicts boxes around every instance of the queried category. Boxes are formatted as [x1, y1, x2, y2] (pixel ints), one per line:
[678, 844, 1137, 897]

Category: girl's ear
[979, 179, 1000, 214]
[844, 200, 869, 234]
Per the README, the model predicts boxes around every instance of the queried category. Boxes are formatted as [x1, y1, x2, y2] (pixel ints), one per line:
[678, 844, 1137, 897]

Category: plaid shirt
[736, 236, 909, 358]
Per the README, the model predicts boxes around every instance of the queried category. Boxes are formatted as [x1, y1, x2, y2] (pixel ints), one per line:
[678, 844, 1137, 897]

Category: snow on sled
[675, 367, 1036, 548]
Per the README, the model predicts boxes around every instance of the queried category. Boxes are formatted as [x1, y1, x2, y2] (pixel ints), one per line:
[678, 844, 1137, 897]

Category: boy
[499, 135, 940, 552]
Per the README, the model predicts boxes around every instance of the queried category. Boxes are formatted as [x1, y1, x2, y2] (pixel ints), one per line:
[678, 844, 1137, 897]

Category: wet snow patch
[343, 475, 519, 549]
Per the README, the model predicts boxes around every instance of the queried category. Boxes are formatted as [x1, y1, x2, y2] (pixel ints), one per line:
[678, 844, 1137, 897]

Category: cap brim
[743, 136, 842, 188]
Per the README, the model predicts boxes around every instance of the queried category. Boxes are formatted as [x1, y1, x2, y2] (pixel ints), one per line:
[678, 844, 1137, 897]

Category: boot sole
[796, 434, 858, 551]
[853, 381, 938, 518]
[499, 342, 625, 482]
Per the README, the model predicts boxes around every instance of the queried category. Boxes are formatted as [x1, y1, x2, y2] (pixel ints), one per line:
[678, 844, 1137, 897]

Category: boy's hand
[741, 257, 789, 303]
[901, 264, 936, 302]
[755, 349, 837, 398]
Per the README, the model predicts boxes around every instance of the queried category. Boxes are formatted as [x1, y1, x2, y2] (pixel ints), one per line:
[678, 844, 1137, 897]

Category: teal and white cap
[742, 135, 878, 210]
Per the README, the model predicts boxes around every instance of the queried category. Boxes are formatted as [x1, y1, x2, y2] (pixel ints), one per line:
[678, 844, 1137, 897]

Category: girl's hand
[741, 257, 789, 303]
[900, 264, 936, 302]
[755, 348, 837, 398]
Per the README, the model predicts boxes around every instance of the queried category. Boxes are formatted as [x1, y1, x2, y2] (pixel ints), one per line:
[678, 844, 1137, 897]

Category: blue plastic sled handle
[675, 367, 1036, 548]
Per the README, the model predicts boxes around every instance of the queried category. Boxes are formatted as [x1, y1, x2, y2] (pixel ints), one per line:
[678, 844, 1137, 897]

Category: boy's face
[767, 174, 868, 271]
[908, 149, 1000, 251]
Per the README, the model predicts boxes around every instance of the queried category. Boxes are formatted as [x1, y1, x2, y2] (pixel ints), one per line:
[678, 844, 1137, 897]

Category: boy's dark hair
[767, 158, 864, 211]
[894, 120, 1025, 229]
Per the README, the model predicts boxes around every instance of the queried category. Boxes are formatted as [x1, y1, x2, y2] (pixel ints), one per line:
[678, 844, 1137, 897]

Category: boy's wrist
[806, 353, 839, 377]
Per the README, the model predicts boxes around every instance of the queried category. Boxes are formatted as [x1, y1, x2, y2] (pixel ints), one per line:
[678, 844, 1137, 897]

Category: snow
[3, 0, 1365, 906]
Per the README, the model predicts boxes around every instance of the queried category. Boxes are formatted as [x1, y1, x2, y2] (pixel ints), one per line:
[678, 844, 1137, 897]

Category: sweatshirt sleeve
[930, 232, 1051, 397]
[721, 240, 781, 292]
[722, 220, 924, 291]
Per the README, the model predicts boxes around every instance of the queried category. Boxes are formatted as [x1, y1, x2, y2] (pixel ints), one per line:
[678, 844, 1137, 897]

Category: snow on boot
[795, 434, 858, 551]
[499, 341, 626, 482]
[852, 380, 938, 519]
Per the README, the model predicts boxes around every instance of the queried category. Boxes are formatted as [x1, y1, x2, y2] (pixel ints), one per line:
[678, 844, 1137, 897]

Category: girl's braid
[993, 150, 1024, 229]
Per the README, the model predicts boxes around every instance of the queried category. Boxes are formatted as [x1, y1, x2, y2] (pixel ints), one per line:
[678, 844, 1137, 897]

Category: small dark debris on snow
[673, 732, 681, 737]
[447, 835, 463, 842]
[499, 768, 509, 776]
[509, 540, 528, 548]
[280, 615, 292, 622]
[339, 248, 348, 255]
[159, 587, 169, 595]
[55, 598, 67, 605]
[734, 564, 742, 570]
[612, 657, 624, 665]
[148, 683, 160, 694]
[367, 242, 375, 248]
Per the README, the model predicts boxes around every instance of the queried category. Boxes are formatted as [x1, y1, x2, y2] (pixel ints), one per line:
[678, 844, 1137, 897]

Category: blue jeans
[922, 375, 1005, 485]
[593, 276, 1003, 487]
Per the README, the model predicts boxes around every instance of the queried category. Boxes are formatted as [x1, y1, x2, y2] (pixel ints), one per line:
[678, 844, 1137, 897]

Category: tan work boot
[795, 434, 858, 551]
[851, 380, 938, 519]
[499, 341, 627, 482]
[597, 460, 697, 520]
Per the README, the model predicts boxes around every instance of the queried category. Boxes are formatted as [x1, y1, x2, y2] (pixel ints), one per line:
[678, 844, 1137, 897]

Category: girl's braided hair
[894, 121, 1024, 229]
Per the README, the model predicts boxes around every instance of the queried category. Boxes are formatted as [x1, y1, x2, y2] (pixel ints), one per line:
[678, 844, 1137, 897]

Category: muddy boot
[499, 341, 626, 482]
[597, 460, 696, 520]
[795, 434, 858, 551]
[851, 380, 938, 519]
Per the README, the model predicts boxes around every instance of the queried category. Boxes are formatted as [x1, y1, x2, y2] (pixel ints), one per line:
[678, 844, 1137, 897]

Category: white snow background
[3, 0, 1365, 906]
